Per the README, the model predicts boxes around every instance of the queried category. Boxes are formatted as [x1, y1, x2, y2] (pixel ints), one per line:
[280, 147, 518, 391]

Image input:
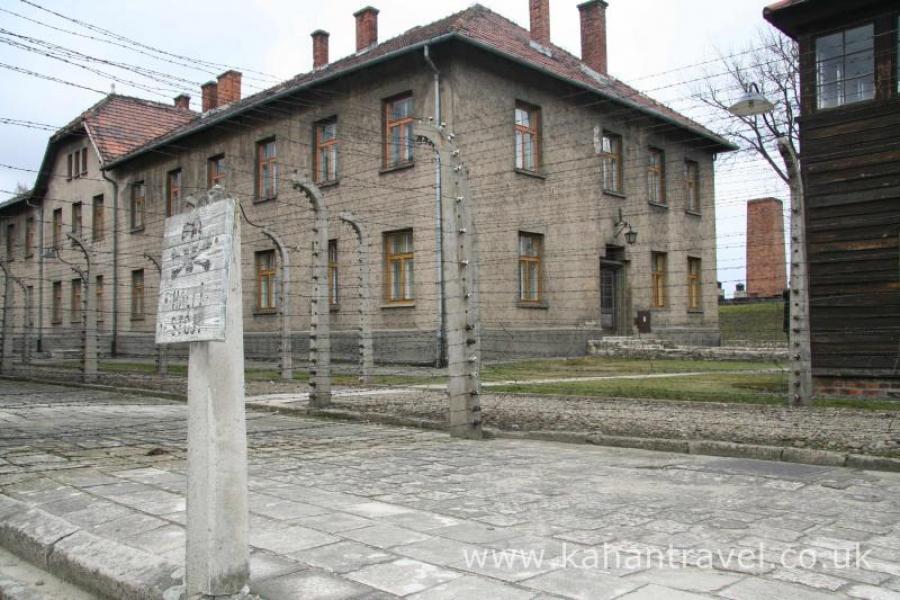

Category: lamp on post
[728, 84, 812, 407]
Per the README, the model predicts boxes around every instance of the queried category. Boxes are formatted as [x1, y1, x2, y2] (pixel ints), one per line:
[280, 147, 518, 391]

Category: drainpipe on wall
[101, 169, 119, 356]
[424, 44, 446, 367]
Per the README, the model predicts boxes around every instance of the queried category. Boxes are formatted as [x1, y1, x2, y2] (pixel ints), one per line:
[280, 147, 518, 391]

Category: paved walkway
[0, 381, 899, 599]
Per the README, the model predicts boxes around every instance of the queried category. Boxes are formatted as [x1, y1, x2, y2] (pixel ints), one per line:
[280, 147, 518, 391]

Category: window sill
[131, 316, 145, 322]
[51, 320, 62, 325]
[514, 168, 546, 180]
[253, 195, 277, 205]
[130, 226, 145, 234]
[380, 162, 414, 175]
[650, 306, 669, 312]
[316, 179, 339, 189]
[603, 189, 626, 199]
[381, 302, 415, 309]
[517, 301, 549, 310]
[685, 210, 702, 217]
[24, 254, 33, 259]
[687, 309, 704, 314]
[648, 201, 669, 209]
[329, 304, 340, 313]
[254, 308, 277, 316]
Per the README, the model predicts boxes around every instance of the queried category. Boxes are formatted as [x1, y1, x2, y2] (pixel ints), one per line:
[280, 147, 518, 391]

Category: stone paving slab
[0, 380, 899, 599]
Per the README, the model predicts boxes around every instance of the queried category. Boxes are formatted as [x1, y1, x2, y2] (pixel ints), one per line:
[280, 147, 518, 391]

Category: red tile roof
[77, 95, 196, 163]
[108, 4, 733, 167]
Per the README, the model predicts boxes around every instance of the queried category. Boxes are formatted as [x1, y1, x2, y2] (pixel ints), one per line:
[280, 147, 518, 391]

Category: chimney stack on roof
[201, 81, 218, 112]
[354, 6, 379, 52]
[216, 70, 242, 107]
[578, 0, 609, 74]
[173, 94, 191, 110]
[312, 30, 330, 70]
[529, 0, 551, 48]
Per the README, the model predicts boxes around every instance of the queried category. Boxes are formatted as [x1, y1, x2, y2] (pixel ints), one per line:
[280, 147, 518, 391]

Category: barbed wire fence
[0, 0, 896, 438]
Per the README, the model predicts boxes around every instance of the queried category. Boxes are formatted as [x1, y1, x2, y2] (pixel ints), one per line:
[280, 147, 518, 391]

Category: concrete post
[0, 262, 32, 368]
[238, 205, 292, 380]
[270, 232, 292, 381]
[144, 253, 168, 377]
[21, 278, 31, 365]
[66, 233, 97, 383]
[418, 121, 482, 439]
[292, 173, 331, 408]
[339, 213, 374, 384]
[778, 137, 813, 406]
[265, 234, 293, 380]
[179, 195, 250, 598]
[0, 264, 12, 374]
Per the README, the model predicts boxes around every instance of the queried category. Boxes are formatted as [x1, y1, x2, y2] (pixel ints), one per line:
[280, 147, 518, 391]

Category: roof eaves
[81, 120, 108, 166]
[104, 31, 457, 170]
[457, 35, 737, 152]
[0, 190, 32, 212]
[107, 27, 735, 168]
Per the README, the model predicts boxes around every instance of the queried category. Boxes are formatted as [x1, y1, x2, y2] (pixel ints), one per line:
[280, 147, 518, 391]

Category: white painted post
[418, 122, 483, 439]
[156, 189, 249, 597]
[778, 137, 813, 406]
[292, 173, 331, 408]
[340, 213, 374, 384]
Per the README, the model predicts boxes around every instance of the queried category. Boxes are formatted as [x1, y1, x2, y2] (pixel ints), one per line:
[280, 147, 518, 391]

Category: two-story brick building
[2, 1, 735, 365]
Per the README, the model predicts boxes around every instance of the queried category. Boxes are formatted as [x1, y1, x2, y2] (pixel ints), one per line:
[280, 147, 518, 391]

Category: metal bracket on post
[417, 120, 483, 440]
[239, 206, 292, 381]
[144, 253, 168, 377]
[339, 212, 374, 384]
[292, 173, 331, 408]
[65, 233, 97, 383]
[778, 137, 812, 407]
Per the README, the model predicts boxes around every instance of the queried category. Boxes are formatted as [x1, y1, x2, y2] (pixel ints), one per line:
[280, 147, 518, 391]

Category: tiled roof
[66, 95, 196, 164]
[109, 4, 733, 167]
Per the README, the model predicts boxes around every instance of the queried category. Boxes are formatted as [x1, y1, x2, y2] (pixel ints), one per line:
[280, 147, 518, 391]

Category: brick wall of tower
[746, 197, 786, 298]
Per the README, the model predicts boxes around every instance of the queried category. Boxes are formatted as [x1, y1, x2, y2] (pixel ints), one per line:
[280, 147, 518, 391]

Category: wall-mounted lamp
[614, 208, 638, 245]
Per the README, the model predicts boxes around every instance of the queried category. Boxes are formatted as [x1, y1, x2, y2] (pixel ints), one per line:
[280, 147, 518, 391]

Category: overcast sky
[0, 0, 789, 295]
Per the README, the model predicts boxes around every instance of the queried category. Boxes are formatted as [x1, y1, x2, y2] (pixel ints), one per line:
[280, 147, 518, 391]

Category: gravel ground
[7, 364, 900, 458]
[303, 390, 900, 458]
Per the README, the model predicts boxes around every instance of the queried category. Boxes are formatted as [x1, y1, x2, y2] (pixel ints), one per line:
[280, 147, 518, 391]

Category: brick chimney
[173, 94, 191, 110]
[354, 6, 379, 52]
[746, 197, 787, 298]
[201, 81, 218, 112]
[312, 30, 330, 70]
[529, 0, 550, 48]
[217, 70, 242, 106]
[578, 0, 609, 74]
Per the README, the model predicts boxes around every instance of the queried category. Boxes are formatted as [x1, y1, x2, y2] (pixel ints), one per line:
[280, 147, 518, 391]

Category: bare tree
[697, 28, 799, 183]
[14, 182, 29, 194]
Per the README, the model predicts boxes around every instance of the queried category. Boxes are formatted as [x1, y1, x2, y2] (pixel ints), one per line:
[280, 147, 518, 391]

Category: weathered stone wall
[6, 40, 725, 363]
